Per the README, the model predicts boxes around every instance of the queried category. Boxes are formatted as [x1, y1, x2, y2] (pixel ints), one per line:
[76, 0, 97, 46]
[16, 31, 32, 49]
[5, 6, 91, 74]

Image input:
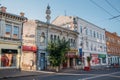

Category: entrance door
[70, 58, 73, 68]
[40, 53, 45, 70]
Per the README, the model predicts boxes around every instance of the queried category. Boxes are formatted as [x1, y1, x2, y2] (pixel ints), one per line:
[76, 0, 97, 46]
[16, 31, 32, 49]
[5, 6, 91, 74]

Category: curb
[0, 74, 36, 79]
[0, 70, 55, 79]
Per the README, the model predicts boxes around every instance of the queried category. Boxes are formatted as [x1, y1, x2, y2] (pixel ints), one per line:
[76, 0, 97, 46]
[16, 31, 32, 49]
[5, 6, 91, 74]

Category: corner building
[0, 6, 26, 70]
[52, 16, 108, 69]
[106, 31, 120, 66]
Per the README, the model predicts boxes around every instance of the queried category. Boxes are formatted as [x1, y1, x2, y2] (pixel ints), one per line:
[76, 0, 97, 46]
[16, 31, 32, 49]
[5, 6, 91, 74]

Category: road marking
[108, 75, 120, 78]
[56, 73, 96, 76]
[78, 71, 120, 80]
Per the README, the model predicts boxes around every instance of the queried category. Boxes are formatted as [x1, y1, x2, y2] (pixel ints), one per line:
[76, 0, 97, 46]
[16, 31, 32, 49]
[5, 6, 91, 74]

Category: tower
[46, 4, 51, 24]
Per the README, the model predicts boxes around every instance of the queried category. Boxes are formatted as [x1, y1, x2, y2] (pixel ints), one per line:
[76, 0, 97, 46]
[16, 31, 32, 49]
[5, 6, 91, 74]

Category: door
[70, 58, 73, 68]
[40, 53, 45, 70]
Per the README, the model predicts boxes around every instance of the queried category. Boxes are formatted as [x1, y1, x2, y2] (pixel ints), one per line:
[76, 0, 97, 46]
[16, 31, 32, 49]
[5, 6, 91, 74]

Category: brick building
[106, 31, 120, 66]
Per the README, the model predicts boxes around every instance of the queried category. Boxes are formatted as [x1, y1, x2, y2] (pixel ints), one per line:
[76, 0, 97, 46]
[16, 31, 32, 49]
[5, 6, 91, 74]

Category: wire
[105, 0, 120, 13]
[109, 15, 120, 20]
[105, 0, 120, 19]
[90, 0, 113, 16]
[90, 0, 120, 21]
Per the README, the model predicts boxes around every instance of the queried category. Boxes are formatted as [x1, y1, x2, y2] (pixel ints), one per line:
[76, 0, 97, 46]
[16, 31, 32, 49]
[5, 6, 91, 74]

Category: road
[1, 68, 120, 80]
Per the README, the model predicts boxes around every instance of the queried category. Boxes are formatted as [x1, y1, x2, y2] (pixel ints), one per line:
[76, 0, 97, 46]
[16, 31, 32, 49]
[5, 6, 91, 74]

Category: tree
[47, 39, 70, 71]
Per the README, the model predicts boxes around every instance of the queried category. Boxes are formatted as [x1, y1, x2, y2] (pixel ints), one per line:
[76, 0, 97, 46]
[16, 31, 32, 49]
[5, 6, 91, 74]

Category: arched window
[40, 32, 45, 43]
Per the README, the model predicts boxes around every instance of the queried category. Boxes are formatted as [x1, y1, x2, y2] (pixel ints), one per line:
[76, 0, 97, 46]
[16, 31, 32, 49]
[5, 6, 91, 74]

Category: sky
[1, 0, 120, 35]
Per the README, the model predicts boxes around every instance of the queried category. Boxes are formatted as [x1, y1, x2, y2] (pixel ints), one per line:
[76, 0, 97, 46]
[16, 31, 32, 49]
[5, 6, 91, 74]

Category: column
[73, 58, 76, 68]
[67, 58, 70, 68]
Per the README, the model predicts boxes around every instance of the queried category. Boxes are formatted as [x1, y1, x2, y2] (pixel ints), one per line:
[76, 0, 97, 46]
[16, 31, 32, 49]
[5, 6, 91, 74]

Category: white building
[52, 16, 108, 69]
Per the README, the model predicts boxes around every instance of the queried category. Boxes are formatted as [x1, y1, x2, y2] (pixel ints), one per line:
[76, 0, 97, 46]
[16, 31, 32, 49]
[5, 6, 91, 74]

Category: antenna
[64, 10, 67, 16]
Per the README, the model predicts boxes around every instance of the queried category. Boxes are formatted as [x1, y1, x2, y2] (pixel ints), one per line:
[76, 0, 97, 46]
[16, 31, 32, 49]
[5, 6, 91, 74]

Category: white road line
[108, 75, 120, 78]
[56, 73, 95, 76]
[78, 71, 120, 80]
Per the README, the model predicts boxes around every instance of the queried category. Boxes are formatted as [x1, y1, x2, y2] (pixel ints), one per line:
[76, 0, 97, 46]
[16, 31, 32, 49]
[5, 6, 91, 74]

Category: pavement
[0, 67, 119, 79]
[0, 69, 55, 79]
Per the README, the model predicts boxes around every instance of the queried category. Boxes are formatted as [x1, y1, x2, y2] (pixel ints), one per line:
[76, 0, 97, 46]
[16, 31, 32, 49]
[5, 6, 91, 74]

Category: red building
[105, 31, 120, 66]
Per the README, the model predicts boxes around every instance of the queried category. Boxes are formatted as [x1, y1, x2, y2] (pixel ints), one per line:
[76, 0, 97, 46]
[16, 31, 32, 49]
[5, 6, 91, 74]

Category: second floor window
[13, 26, 19, 38]
[40, 32, 45, 43]
[5, 24, 12, 37]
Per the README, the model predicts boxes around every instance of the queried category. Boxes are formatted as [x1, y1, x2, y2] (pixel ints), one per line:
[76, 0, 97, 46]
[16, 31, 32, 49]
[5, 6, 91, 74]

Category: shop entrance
[70, 58, 73, 68]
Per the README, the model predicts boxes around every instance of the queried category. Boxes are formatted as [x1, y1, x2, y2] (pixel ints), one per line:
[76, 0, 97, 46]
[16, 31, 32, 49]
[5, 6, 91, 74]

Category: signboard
[22, 45, 37, 52]
[79, 48, 82, 57]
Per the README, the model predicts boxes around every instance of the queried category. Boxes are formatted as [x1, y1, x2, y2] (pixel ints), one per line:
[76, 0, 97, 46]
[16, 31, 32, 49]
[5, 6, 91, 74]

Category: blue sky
[1, 0, 120, 35]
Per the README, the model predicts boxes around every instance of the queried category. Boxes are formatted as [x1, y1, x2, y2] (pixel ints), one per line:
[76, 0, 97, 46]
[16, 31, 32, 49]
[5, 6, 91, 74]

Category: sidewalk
[0, 69, 55, 79]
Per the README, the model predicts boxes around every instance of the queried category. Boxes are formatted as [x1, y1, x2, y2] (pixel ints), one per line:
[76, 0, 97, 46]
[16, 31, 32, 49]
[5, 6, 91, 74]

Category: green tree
[47, 39, 70, 71]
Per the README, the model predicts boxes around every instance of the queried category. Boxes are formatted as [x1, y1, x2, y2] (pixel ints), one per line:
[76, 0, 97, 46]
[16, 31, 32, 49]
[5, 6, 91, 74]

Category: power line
[90, 0, 113, 16]
[105, 0, 120, 19]
[105, 0, 120, 13]
[109, 15, 120, 20]
[90, 0, 120, 21]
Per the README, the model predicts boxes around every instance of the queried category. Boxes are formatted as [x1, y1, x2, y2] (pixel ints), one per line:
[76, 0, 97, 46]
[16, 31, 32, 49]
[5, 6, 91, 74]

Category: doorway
[40, 53, 45, 70]
[70, 58, 73, 68]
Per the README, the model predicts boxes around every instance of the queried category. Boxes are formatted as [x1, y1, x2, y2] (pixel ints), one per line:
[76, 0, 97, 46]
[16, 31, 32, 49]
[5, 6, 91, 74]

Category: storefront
[0, 49, 18, 68]
[91, 54, 99, 66]
[91, 53, 107, 66]
[98, 54, 106, 65]
[63, 49, 78, 69]
[21, 45, 37, 71]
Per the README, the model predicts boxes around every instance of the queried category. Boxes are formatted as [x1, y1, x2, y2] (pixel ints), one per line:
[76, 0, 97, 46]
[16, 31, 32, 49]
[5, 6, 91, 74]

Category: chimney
[20, 12, 24, 17]
[0, 6, 7, 12]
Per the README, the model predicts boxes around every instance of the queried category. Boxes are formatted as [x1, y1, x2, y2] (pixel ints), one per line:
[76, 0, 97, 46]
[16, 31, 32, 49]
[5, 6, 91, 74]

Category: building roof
[52, 15, 74, 26]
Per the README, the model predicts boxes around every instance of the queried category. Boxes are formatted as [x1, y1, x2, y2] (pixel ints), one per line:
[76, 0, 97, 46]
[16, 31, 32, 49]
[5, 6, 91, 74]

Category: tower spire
[46, 4, 51, 24]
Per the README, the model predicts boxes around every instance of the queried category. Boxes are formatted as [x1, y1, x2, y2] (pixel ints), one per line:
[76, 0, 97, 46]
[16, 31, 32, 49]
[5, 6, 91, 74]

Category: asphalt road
[2, 68, 120, 80]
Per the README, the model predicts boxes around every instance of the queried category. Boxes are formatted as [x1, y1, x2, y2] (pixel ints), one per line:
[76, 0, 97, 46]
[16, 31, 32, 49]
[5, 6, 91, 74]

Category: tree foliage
[47, 39, 70, 67]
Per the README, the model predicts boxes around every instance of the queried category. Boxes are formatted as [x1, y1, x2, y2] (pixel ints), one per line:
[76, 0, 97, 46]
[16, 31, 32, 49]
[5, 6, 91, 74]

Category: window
[93, 31, 96, 38]
[97, 32, 99, 38]
[54, 35, 56, 41]
[40, 32, 45, 43]
[13, 26, 19, 38]
[80, 26, 82, 33]
[73, 40, 76, 47]
[100, 34, 102, 40]
[5, 24, 12, 37]
[86, 28, 88, 35]
[1, 53, 17, 67]
[50, 35, 53, 40]
[103, 35, 104, 40]
[90, 30, 92, 37]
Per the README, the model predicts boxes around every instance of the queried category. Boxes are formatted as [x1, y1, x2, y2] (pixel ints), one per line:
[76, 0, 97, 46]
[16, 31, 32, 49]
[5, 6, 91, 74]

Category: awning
[66, 52, 78, 58]
[22, 45, 37, 52]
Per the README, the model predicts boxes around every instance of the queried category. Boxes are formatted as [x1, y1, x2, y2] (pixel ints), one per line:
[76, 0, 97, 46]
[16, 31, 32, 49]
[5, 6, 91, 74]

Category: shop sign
[79, 48, 82, 57]
[66, 52, 76, 58]
[22, 45, 37, 52]
[91, 54, 99, 64]
[99, 54, 106, 58]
